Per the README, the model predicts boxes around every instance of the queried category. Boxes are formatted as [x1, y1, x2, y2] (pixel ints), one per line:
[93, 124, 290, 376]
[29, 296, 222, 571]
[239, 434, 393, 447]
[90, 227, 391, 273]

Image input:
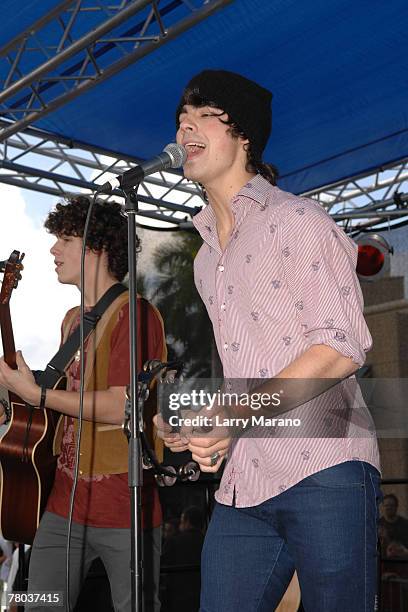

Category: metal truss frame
[304, 158, 408, 234]
[0, 121, 204, 226]
[0, 0, 231, 141]
[0, 0, 406, 231]
[1, 121, 408, 231]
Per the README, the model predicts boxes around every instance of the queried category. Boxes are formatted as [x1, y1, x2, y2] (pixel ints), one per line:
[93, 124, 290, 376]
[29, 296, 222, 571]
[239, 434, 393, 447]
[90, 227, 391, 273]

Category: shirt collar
[193, 174, 274, 245]
[234, 173, 273, 207]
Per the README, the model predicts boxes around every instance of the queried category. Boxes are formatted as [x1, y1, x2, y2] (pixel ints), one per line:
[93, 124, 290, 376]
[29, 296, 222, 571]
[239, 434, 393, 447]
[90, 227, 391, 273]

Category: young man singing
[0, 196, 166, 611]
[157, 69, 381, 611]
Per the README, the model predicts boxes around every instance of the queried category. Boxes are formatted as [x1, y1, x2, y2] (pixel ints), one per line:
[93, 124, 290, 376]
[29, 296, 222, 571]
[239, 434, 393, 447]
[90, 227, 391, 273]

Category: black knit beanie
[176, 69, 272, 157]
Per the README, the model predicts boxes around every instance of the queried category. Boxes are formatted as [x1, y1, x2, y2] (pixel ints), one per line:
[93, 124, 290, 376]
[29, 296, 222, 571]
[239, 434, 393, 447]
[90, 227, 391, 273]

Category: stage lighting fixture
[355, 233, 393, 281]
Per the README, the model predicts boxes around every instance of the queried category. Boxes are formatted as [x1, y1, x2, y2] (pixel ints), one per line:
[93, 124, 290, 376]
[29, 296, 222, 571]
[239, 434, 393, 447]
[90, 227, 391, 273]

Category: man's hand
[176, 405, 232, 472]
[0, 351, 39, 406]
[153, 413, 190, 453]
[153, 408, 232, 472]
[187, 434, 231, 473]
[154, 404, 233, 472]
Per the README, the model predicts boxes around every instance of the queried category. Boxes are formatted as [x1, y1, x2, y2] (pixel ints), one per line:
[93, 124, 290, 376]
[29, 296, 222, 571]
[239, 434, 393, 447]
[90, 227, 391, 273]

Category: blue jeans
[201, 461, 381, 612]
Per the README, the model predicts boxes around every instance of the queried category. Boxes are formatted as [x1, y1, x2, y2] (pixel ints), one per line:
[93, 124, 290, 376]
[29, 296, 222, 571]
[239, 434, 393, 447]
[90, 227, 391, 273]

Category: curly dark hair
[44, 195, 128, 281]
[177, 91, 278, 186]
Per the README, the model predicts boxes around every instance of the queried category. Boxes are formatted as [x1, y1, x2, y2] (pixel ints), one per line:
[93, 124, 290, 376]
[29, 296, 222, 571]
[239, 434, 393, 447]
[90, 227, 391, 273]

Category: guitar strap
[140, 297, 149, 364]
[35, 283, 127, 388]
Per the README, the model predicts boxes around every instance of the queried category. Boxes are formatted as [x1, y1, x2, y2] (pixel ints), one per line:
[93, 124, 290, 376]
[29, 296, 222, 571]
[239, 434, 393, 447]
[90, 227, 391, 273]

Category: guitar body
[0, 392, 63, 544]
[0, 250, 64, 544]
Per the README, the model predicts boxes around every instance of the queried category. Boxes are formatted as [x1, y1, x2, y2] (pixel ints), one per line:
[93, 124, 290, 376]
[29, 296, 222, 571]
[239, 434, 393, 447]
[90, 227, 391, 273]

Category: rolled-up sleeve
[280, 201, 372, 366]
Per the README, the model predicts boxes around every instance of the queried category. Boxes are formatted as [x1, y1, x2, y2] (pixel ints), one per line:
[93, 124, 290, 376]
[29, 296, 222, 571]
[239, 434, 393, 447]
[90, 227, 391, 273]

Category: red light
[357, 244, 385, 277]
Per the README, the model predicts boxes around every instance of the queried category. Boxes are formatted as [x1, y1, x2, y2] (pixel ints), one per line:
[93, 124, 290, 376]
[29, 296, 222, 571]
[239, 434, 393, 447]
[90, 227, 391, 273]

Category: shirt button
[223, 342, 228, 350]
[221, 303, 226, 311]
[217, 265, 225, 272]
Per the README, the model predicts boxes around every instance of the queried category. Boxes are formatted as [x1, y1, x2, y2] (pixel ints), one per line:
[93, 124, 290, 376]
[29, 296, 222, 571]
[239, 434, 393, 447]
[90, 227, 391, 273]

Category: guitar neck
[0, 304, 17, 369]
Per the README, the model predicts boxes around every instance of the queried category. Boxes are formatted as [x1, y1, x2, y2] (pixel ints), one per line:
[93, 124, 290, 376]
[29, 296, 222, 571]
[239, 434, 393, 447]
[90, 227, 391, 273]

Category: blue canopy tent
[0, 0, 407, 197]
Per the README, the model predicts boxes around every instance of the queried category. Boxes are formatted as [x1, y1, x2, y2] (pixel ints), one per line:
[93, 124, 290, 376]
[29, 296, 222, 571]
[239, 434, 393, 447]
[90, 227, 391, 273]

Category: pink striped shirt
[192, 174, 380, 507]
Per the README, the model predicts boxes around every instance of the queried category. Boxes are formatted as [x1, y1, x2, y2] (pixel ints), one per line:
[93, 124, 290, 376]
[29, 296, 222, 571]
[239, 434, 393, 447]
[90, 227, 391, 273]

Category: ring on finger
[210, 451, 220, 467]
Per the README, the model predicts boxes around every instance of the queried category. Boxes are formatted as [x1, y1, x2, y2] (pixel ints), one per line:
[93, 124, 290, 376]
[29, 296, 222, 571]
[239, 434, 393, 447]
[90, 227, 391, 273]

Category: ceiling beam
[0, 0, 232, 140]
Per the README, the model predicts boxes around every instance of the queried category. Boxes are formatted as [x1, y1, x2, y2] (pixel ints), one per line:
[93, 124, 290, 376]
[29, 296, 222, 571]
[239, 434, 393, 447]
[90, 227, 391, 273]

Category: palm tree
[150, 231, 216, 378]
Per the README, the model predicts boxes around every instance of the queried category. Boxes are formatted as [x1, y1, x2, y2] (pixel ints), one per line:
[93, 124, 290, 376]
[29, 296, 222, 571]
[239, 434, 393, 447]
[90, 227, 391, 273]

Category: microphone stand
[121, 181, 197, 611]
[123, 186, 144, 611]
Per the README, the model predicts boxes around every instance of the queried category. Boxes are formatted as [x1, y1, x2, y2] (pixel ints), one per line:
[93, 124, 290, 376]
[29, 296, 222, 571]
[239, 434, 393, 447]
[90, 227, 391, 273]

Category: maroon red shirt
[46, 299, 164, 529]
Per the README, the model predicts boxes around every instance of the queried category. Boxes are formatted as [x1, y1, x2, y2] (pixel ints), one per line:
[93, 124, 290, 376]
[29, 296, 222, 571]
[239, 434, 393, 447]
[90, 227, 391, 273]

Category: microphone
[96, 143, 186, 194]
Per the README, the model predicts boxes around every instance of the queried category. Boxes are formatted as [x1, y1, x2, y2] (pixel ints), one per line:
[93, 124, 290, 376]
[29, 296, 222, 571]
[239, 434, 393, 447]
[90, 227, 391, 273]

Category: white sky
[1, 183, 78, 369]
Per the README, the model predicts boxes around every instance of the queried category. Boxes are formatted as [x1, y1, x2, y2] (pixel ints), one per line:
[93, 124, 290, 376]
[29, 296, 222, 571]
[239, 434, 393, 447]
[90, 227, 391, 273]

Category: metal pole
[125, 187, 144, 611]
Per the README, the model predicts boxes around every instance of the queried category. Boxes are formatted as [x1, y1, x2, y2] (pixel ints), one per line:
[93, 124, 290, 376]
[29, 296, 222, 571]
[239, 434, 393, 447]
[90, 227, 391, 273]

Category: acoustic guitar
[0, 250, 63, 544]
